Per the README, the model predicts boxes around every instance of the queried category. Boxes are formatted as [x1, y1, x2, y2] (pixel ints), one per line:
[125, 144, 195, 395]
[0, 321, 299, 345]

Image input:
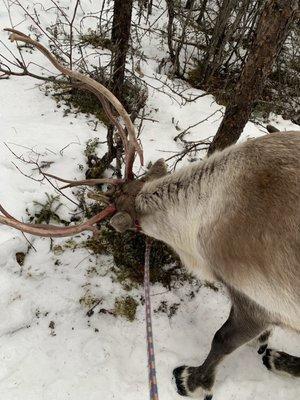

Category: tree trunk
[111, 0, 133, 103]
[138, 0, 152, 16]
[208, 0, 299, 156]
[148, 0, 153, 15]
[185, 0, 194, 9]
[201, 0, 239, 81]
[166, 0, 176, 66]
[196, 0, 208, 25]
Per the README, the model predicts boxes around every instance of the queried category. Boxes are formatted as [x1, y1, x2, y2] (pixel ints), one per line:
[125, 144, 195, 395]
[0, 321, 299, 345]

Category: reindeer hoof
[263, 348, 300, 377]
[258, 344, 268, 354]
[173, 366, 213, 399]
[173, 366, 189, 396]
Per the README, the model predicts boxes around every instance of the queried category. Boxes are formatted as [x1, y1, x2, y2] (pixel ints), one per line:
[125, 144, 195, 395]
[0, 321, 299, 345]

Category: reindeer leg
[257, 330, 272, 354]
[248, 329, 272, 354]
[173, 290, 270, 399]
[263, 349, 300, 377]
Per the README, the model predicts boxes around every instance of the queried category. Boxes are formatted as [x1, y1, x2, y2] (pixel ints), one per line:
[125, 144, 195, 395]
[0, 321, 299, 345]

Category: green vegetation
[79, 29, 114, 50]
[114, 296, 138, 322]
[28, 193, 68, 225]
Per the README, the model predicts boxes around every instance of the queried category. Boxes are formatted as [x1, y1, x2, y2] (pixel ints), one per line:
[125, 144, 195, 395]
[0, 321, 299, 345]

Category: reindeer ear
[110, 212, 134, 233]
[146, 159, 168, 181]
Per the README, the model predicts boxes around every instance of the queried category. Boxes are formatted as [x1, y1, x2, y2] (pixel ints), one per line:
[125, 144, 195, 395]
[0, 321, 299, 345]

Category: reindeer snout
[110, 211, 134, 233]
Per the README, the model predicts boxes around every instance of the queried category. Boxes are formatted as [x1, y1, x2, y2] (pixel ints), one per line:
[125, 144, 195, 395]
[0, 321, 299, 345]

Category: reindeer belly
[205, 235, 300, 330]
[230, 271, 300, 330]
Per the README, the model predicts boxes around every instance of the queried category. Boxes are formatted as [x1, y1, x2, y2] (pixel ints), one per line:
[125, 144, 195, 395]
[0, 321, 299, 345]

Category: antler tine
[96, 93, 136, 180]
[5, 28, 144, 181]
[43, 172, 122, 189]
[80, 84, 130, 156]
[0, 204, 116, 237]
[0, 204, 19, 221]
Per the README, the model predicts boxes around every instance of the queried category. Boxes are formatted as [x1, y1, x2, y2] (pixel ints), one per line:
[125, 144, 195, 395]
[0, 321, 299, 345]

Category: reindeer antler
[4, 28, 144, 180]
[43, 173, 123, 189]
[0, 28, 144, 238]
[0, 204, 116, 237]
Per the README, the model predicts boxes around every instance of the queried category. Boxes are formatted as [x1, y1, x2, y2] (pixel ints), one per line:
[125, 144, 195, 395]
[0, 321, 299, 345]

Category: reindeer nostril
[110, 212, 134, 233]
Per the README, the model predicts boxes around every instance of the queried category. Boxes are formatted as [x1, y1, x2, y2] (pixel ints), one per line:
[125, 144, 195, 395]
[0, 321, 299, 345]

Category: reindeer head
[109, 158, 168, 232]
[0, 29, 167, 238]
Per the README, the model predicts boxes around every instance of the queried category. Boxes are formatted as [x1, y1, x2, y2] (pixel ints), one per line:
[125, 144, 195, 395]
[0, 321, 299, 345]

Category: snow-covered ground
[0, 1, 300, 399]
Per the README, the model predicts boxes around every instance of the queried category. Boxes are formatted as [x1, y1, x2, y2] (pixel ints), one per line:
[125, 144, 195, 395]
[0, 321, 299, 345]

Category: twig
[4, 143, 80, 207]
[174, 108, 223, 141]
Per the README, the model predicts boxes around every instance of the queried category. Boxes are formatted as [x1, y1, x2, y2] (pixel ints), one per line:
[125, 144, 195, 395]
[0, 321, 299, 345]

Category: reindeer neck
[135, 152, 226, 247]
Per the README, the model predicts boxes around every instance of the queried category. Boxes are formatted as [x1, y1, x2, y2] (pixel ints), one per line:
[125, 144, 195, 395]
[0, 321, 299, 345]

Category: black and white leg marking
[173, 289, 270, 398]
[263, 349, 300, 377]
[173, 366, 213, 399]
[257, 330, 272, 354]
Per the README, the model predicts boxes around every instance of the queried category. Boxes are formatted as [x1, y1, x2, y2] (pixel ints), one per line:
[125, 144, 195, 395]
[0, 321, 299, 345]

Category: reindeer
[2, 30, 300, 399]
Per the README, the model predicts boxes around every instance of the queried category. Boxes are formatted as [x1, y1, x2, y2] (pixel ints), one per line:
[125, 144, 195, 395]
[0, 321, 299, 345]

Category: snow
[0, 1, 299, 399]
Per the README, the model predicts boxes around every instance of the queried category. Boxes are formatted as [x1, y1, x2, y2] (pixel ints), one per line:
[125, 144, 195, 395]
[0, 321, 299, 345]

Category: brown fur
[112, 131, 300, 397]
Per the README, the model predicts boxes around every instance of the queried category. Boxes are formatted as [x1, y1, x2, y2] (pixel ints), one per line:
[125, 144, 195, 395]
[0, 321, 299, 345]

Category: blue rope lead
[144, 239, 159, 400]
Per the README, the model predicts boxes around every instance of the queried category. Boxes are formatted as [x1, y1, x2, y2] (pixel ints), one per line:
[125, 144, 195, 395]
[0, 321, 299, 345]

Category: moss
[53, 245, 64, 256]
[53, 82, 110, 125]
[251, 101, 273, 121]
[114, 296, 138, 322]
[84, 138, 101, 158]
[79, 291, 101, 309]
[113, 267, 140, 292]
[63, 86, 110, 124]
[83, 138, 110, 179]
[154, 300, 180, 318]
[29, 194, 68, 225]
[188, 63, 206, 88]
[53, 239, 80, 255]
[64, 239, 79, 250]
[85, 233, 108, 253]
[48, 67, 147, 127]
[47, 70, 110, 127]
[86, 264, 110, 278]
[16, 252, 26, 266]
[85, 226, 194, 291]
[79, 29, 114, 50]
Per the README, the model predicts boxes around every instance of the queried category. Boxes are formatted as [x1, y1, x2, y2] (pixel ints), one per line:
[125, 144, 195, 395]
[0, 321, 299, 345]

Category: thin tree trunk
[148, 0, 153, 15]
[197, 0, 208, 25]
[142, 0, 153, 16]
[111, 0, 133, 103]
[166, 0, 176, 66]
[185, 0, 194, 9]
[93, 0, 133, 180]
[202, 0, 239, 81]
[208, 0, 299, 156]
